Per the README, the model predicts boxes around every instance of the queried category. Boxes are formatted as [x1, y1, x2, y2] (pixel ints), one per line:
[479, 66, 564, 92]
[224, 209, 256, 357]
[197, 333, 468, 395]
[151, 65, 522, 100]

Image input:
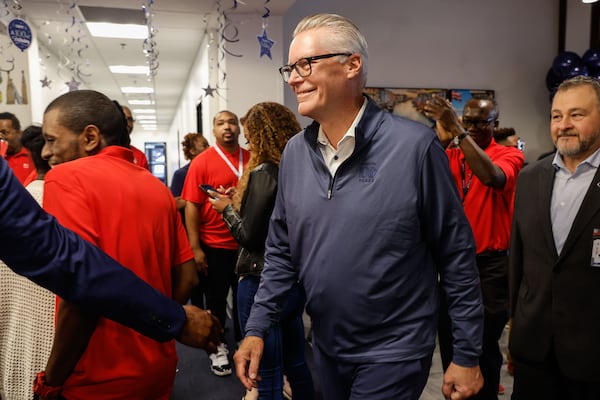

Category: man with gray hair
[234, 13, 484, 400]
[509, 75, 600, 399]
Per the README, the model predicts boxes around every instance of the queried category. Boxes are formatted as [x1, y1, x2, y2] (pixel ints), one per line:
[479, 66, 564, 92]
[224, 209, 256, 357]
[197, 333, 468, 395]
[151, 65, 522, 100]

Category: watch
[453, 132, 468, 146]
[33, 371, 62, 399]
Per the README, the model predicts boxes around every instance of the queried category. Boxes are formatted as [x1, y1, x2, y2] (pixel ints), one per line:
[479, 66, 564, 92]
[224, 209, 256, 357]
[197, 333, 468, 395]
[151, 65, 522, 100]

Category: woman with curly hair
[209, 102, 314, 400]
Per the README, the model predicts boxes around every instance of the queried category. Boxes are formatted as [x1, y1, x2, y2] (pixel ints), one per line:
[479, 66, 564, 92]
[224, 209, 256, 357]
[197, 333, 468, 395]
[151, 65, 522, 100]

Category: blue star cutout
[257, 29, 274, 59]
[65, 77, 80, 91]
[40, 76, 52, 88]
[203, 84, 217, 97]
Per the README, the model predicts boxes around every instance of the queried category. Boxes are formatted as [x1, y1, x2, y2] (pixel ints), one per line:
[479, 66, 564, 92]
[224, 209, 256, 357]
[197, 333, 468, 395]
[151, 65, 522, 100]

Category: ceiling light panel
[87, 22, 148, 39]
[121, 87, 154, 94]
[109, 65, 150, 74]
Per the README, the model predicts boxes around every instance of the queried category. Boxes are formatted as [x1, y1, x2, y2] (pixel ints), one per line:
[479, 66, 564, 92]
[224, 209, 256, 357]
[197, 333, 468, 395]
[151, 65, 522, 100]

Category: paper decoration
[65, 77, 80, 91]
[257, 29, 274, 59]
[202, 84, 217, 97]
[8, 18, 32, 52]
[40, 76, 52, 88]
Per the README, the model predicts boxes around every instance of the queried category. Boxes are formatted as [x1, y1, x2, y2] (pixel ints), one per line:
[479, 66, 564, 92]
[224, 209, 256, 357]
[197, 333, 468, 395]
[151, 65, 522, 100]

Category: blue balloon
[589, 67, 600, 80]
[552, 51, 582, 78]
[545, 67, 562, 91]
[582, 48, 600, 71]
[564, 64, 589, 79]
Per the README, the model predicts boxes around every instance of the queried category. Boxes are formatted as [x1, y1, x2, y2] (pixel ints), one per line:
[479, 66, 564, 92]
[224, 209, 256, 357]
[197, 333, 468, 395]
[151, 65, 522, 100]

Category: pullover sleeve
[421, 139, 484, 367]
[0, 158, 185, 342]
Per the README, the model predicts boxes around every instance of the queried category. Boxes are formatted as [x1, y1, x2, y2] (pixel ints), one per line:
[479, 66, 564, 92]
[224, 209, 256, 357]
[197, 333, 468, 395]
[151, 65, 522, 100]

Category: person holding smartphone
[209, 102, 314, 400]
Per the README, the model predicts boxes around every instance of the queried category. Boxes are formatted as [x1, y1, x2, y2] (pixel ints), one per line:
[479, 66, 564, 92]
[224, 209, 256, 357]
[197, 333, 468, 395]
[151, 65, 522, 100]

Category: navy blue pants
[312, 344, 432, 400]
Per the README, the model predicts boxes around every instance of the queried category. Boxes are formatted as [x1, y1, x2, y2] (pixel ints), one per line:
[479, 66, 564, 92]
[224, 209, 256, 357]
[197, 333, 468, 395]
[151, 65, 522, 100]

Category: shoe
[498, 383, 505, 395]
[209, 343, 232, 376]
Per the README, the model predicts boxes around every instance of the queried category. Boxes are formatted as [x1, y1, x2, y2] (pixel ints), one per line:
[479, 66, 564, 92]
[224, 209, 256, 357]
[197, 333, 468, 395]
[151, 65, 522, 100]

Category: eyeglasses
[279, 53, 352, 82]
[126, 117, 135, 123]
[462, 117, 495, 129]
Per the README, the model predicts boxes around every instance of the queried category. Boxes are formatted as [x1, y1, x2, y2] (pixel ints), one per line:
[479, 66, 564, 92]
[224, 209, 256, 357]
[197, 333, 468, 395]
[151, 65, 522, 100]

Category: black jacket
[509, 155, 600, 382]
[222, 162, 278, 277]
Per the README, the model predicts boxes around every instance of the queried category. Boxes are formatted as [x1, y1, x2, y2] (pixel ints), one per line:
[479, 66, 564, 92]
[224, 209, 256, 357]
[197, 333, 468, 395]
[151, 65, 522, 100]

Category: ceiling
[3, 0, 294, 133]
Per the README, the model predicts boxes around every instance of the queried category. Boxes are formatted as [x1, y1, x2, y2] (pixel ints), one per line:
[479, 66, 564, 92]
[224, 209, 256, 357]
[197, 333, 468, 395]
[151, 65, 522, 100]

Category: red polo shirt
[6, 147, 33, 184]
[131, 145, 150, 170]
[181, 144, 250, 249]
[446, 140, 524, 254]
[43, 146, 193, 399]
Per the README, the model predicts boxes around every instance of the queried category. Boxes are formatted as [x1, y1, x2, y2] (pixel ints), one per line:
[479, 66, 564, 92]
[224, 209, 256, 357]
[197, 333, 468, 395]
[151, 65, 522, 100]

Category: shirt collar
[317, 98, 368, 147]
[552, 147, 600, 171]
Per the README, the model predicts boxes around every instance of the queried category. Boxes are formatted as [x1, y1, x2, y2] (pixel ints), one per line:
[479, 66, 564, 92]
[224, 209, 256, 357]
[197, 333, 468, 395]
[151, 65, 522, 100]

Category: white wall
[281, 0, 595, 162]
[164, 14, 284, 182]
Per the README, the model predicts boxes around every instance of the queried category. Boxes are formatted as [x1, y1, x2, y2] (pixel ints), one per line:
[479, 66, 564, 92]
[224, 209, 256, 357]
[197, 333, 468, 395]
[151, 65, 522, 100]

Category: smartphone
[199, 184, 217, 198]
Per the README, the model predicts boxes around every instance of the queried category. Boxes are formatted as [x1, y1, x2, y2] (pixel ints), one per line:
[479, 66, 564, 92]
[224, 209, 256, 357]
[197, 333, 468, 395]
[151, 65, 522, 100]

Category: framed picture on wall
[364, 87, 495, 127]
[448, 89, 495, 114]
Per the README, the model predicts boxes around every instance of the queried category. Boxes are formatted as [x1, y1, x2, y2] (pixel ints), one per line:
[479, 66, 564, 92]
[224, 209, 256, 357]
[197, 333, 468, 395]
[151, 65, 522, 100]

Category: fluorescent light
[141, 125, 158, 130]
[583, 0, 599, 3]
[121, 86, 154, 94]
[109, 65, 150, 74]
[128, 99, 155, 105]
[87, 22, 148, 39]
[133, 109, 156, 114]
[136, 115, 157, 120]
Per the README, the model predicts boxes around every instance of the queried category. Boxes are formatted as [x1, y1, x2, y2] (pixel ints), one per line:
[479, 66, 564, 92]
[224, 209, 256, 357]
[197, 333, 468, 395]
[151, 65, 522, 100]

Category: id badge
[591, 228, 600, 267]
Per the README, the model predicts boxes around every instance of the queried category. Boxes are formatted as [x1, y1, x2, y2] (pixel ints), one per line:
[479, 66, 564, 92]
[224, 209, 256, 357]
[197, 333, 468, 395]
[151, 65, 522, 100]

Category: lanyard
[460, 159, 473, 201]
[214, 144, 243, 179]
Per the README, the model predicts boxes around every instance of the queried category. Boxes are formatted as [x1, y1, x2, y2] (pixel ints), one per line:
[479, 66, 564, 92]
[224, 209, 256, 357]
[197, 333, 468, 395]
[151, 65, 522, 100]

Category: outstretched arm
[0, 158, 218, 347]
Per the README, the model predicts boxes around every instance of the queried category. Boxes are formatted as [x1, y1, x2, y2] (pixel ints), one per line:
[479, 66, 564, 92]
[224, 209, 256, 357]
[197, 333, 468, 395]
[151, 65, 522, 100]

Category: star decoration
[203, 84, 217, 97]
[40, 76, 52, 88]
[257, 29, 274, 59]
[65, 77, 80, 91]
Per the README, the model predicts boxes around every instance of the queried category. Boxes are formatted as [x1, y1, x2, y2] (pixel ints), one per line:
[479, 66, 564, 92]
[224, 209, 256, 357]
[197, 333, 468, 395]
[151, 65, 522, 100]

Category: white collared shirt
[551, 148, 600, 255]
[318, 98, 368, 176]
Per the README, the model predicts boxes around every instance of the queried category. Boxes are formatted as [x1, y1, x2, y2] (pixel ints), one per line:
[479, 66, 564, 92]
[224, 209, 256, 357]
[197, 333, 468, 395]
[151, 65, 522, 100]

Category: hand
[178, 305, 223, 353]
[442, 362, 483, 399]
[217, 185, 236, 197]
[208, 191, 233, 214]
[422, 96, 463, 137]
[192, 247, 208, 274]
[233, 336, 264, 390]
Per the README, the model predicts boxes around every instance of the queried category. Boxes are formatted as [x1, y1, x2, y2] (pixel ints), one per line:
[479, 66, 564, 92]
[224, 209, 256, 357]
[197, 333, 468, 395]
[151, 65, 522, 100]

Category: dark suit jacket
[509, 156, 600, 382]
[0, 157, 185, 342]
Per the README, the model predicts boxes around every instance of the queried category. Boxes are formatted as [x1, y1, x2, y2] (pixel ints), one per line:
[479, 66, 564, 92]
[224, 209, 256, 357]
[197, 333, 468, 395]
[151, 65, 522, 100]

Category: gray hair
[557, 76, 600, 111]
[293, 13, 368, 88]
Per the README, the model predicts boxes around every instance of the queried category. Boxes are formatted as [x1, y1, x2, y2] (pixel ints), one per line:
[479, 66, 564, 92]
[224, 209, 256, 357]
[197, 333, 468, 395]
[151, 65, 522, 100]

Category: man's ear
[81, 125, 101, 153]
[346, 54, 362, 79]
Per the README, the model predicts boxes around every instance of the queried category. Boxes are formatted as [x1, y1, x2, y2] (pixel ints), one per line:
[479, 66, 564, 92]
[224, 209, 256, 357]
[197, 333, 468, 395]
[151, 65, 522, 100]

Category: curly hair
[181, 133, 209, 160]
[232, 102, 300, 210]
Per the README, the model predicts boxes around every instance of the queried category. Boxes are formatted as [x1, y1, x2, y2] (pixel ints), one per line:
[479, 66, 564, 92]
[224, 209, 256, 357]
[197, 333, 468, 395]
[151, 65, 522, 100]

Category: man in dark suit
[509, 75, 600, 399]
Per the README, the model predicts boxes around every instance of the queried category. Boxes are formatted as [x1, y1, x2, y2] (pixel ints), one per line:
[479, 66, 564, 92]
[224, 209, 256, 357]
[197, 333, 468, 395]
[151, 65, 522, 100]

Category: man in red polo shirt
[0, 112, 34, 183]
[121, 105, 150, 170]
[424, 97, 524, 400]
[182, 110, 250, 376]
[39, 90, 199, 399]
